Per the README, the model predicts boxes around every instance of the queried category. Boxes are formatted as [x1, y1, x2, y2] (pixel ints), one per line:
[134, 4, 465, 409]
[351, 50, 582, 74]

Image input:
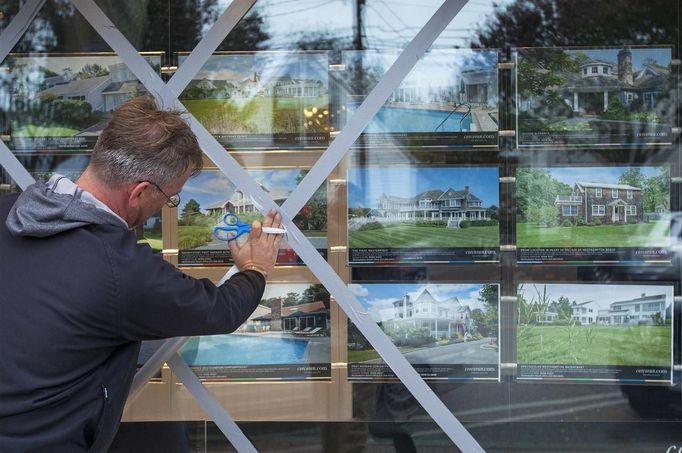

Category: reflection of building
[555, 181, 644, 224]
[384, 289, 473, 338]
[560, 48, 669, 115]
[376, 186, 488, 222]
[248, 299, 330, 333]
[595, 293, 669, 325]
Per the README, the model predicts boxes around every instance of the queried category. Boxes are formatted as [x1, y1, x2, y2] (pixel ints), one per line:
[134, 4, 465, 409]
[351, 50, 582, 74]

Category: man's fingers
[262, 208, 277, 228]
[250, 220, 262, 240]
[228, 237, 240, 255]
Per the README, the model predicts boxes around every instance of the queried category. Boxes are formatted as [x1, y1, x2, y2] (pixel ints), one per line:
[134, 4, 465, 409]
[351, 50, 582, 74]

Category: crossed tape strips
[0, 1, 483, 451]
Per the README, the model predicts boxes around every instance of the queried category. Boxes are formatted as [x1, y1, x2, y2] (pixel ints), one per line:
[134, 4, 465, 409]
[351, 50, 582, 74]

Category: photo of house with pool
[178, 51, 329, 149]
[516, 46, 673, 147]
[516, 166, 671, 264]
[347, 283, 499, 381]
[347, 166, 499, 264]
[177, 168, 327, 266]
[0, 53, 161, 150]
[342, 49, 498, 147]
[516, 283, 673, 383]
[180, 283, 331, 381]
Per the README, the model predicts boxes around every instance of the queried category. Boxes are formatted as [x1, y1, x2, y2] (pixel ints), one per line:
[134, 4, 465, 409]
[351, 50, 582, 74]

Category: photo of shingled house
[555, 182, 643, 225]
[376, 185, 489, 224]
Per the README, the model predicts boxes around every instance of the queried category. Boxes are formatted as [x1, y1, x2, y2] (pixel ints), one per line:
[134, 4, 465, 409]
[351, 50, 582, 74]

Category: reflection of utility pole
[353, 0, 366, 50]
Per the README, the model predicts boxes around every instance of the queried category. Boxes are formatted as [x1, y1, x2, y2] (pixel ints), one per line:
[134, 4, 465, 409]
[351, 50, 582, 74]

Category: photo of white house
[347, 283, 499, 379]
[383, 288, 474, 339]
[517, 283, 674, 370]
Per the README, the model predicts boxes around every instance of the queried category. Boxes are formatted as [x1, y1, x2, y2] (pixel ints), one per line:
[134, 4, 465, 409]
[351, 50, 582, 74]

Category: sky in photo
[518, 283, 673, 311]
[348, 166, 499, 209]
[178, 168, 305, 215]
[542, 166, 667, 187]
[262, 283, 326, 300]
[348, 283, 496, 322]
[575, 48, 672, 70]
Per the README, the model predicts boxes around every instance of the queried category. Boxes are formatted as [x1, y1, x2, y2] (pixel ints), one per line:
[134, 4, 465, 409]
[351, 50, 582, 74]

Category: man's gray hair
[90, 97, 203, 188]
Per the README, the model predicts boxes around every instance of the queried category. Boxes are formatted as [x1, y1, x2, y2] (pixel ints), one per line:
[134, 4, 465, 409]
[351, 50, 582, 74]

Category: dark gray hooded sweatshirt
[0, 180, 265, 452]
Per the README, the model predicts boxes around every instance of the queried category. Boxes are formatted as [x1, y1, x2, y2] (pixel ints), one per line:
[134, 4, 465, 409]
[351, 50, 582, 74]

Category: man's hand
[228, 209, 283, 279]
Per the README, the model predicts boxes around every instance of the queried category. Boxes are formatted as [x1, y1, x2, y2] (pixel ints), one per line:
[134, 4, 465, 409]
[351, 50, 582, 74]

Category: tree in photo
[179, 199, 202, 226]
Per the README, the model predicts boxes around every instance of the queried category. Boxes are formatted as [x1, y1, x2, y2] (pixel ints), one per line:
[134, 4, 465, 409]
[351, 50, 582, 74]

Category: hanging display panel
[516, 283, 674, 384]
[515, 165, 671, 264]
[179, 283, 331, 381]
[347, 283, 500, 381]
[177, 167, 327, 266]
[347, 165, 500, 264]
[515, 46, 674, 148]
[341, 49, 499, 148]
[0, 53, 162, 152]
[178, 51, 330, 150]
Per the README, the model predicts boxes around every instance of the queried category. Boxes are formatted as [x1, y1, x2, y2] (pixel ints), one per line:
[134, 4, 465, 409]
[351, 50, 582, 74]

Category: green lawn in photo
[349, 224, 499, 248]
[183, 97, 328, 135]
[517, 222, 670, 248]
[517, 325, 672, 366]
[138, 231, 162, 252]
[13, 124, 80, 137]
[348, 346, 421, 363]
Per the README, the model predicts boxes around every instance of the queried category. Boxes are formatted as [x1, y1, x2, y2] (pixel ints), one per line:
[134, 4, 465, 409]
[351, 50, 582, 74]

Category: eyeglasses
[140, 180, 181, 208]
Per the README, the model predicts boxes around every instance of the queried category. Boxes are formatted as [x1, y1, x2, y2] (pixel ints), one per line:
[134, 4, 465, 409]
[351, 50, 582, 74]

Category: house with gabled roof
[384, 289, 473, 338]
[376, 185, 488, 223]
[555, 181, 644, 224]
[560, 47, 670, 115]
[596, 293, 669, 326]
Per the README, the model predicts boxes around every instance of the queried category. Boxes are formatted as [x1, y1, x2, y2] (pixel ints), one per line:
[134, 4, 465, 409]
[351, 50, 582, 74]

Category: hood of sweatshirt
[5, 178, 126, 238]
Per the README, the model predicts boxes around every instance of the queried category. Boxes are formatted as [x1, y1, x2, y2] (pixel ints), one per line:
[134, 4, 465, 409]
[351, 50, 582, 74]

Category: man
[0, 97, 282, 452]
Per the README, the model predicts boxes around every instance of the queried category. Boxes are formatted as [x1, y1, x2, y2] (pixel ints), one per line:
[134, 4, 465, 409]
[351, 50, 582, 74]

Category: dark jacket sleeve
[102, 229, 266, 341]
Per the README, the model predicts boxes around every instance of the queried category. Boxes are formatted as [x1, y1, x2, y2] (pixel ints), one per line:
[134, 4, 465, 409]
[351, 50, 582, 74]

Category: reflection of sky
[577, 48, 672, 69]
[190, 52, 329, 88]
[215, 0, 513, 50]
[343, 49, 497, 88]
[262, 283, 326, 300]
[349, 283, 496, 322]
[348, 166, 499, 208]
[545, 166, 666, 186]
[518, 283, 673, 311]
[178, 168, 304, 215]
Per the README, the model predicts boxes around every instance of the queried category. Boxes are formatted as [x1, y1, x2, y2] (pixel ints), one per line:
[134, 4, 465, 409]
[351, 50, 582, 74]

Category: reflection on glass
[348, 283, 500, 381]
[0, 53, 161, 151]
[180, 283, 331, 380]
[517, 283, 674, 383]
[516, 166, 671, 264]
[347, 165, 500, 264]
[342, 49, 499, 148]
[177, 168, 327, 266]
[178, 51, 330, 149]
[516, 47, 674, 148]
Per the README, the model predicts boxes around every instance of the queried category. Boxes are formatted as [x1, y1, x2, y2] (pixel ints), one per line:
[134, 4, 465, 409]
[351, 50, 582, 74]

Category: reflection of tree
[474, 0, 675, 48]
[9, 1, 270, 58]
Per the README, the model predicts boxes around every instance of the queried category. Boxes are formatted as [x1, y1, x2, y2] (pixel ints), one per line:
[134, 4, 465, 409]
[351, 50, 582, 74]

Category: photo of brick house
[376, 186, 489, 224]
[555, 182, 643, 224]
